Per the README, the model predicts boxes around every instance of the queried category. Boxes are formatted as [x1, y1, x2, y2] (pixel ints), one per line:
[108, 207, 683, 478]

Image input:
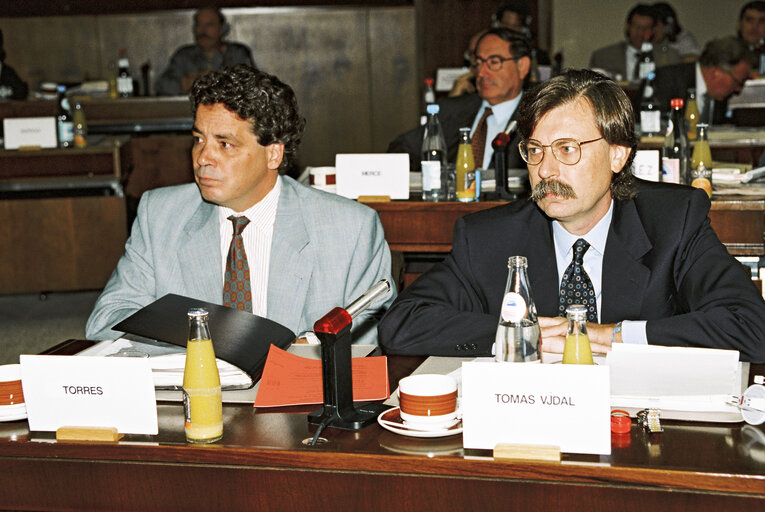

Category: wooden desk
[0, 339, 763, 511]
[0, 138, 129, 293]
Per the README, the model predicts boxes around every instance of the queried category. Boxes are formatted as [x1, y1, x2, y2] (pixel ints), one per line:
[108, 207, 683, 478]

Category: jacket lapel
[178, 200, 222, 303]
[601, 199, 652, 323]
[267, 177, 311, 331]
[525, 209, 560, 317]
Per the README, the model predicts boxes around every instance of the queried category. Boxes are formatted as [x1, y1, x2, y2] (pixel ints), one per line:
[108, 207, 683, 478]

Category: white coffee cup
[398, 374, 459, 429]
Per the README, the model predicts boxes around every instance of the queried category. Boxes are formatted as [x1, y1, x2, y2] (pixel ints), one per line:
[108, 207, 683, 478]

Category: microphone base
[308, 402, 390, 431]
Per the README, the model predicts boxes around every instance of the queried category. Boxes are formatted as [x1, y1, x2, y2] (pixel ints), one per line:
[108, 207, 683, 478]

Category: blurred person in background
[0, 28, 28, 100]
[652, 2, 700, 63]
[589, 3, 680, 81]
[156, 7, 255, 96]
[737, 1, 765, 50]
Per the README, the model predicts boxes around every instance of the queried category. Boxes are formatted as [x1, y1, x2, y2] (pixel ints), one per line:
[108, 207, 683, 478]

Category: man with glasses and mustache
[652, 37, 754, 125]
[388, 27, 529, 175]
[379, 69, 765, 362]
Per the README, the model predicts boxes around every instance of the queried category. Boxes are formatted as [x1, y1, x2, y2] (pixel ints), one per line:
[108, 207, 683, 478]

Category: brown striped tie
[471, 107, 493, 168]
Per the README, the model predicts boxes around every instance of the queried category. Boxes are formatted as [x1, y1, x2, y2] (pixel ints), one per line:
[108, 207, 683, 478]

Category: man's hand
[181, 72, 203, 93]
[538, 316, 620, 354]
[449, 70, 476, 97]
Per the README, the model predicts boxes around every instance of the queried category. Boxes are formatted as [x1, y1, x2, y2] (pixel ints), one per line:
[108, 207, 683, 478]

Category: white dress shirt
[470, 93, 522, 168]
[552, 200, 647, 344]
[218, 178, 281, 318]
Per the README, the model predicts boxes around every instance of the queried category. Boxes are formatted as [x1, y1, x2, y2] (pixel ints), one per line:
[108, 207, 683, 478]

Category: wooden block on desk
[494, 443, 561, 462]
[56, 426, 123, 442]
[358, 195, 391, 203]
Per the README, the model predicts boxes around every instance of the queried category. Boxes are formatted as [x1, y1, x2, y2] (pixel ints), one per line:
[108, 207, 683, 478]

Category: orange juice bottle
[182, 308, 223, 443]
[456, 127, 477, 202]
[562, 305, 594, 365]
[690, 123, 713, 199]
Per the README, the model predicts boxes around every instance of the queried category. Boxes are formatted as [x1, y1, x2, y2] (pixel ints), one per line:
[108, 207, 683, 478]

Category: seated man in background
[451, 1, 550, 97]
[88, 65, 395, 345]
[0, 28, 28, 100]
[378, 69, 765, 362]
[653, 37, 753, 124]
[155, 7, 255, 96]
[589, 3, 680, 81]
[389, 28, 528, 175]
[738, 1, 765, 50]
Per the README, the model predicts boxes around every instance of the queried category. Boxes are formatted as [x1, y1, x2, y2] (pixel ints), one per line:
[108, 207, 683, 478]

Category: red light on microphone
[313, 307, 353, 334]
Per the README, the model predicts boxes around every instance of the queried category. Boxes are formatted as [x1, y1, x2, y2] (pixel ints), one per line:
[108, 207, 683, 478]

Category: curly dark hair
[517, 68, 637, 201]
[190, 64, 305, 173]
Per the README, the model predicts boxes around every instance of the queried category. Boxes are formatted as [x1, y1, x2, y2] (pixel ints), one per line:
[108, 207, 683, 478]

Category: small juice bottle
[456, 127, 477, 202]
[562, 304, 594, 365]
[182, 308, 223, 443]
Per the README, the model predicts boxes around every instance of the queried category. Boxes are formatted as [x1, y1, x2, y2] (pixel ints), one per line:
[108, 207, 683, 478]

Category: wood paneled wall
[0, 6, 418, 167]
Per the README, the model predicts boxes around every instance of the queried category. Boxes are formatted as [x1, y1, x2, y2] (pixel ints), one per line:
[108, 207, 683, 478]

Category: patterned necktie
[559, 238, 598, 322]
[471, 107, 493, 169]
[223, 216, 252, 313]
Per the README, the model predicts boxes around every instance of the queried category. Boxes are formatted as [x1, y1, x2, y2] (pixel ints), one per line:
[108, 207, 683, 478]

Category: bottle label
[421, 161, 442, 191]
[182, 388, 192, 427]
[117, 76, 133, 95]
[57, 120, 74, 144]
[661, 157, 680, 184]
[640, 110, 661, 135]
[501, 292, 527, 323]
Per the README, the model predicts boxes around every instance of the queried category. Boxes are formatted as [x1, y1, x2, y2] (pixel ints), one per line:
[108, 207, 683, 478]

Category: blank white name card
[3, 117, 57, 150]
[462, 362, 611, 455]
[335, 153, 410, 199]
[20, 355, 158, 435]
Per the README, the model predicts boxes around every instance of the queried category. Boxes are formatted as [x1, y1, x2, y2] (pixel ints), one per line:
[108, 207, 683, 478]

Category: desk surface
[0, 340, 763, 511]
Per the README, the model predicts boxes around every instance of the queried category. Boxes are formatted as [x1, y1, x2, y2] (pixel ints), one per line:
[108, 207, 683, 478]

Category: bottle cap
[425, 77, 434, 86]
[610, 409, 631, 434]
[670, 98, 684, 109]
[426, 104, 440, 115]
[187, 308, 209, 318]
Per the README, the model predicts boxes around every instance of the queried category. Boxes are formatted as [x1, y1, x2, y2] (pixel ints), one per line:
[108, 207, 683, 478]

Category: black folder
[113, 294, 296, 382]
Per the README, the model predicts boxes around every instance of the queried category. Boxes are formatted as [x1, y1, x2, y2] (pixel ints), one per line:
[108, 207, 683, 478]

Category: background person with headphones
[156, 6, 256, 96]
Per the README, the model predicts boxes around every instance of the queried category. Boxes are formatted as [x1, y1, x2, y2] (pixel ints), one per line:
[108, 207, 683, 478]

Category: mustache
[530, 179, 577, 201]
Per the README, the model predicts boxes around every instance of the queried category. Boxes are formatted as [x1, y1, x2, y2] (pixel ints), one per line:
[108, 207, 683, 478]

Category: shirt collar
[217, 176, 281, 231]
[552, 199, 614, 259]
[695, 62, 707, 100]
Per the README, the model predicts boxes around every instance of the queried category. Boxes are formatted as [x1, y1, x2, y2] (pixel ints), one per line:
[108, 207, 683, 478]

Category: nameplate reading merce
[20, 355, 158, 435]
[461, 362, 611, 455]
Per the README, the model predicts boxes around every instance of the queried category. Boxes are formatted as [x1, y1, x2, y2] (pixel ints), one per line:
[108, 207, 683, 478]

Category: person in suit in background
[0, 28, 28, 100]
[378, 69, 765, 362]
[389, 28, 529, 176]
[87, 65, 395, 344]
[589, 3, 680, 81]
[652, 37, 753, 124]
[155, 7, 255, 96]
[651, 2, 700, 62]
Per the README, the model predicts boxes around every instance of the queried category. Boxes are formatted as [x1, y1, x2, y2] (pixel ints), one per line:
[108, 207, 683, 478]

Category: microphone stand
[492, 120, 518, 200]
[307, 280, 392, 438]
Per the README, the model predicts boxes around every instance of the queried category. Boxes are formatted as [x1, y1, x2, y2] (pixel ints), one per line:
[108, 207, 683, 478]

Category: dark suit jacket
[589, 41, 681, 81]
[0, 62, 28, 100]
[653, 62, 729, 124]
[387, 93, 524, 173]
[378, 180, 765, 362]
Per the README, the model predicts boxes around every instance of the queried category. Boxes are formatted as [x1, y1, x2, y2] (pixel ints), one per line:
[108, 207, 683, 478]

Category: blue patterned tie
[559, 238, 597, 322]
[223, 216, 252, 313]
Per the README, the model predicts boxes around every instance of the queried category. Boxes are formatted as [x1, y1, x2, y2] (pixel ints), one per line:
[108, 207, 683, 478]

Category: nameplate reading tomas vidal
[461, 362, 611, 455]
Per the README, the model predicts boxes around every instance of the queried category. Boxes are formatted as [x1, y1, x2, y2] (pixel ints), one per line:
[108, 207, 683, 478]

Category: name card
[20, 355, 158, 435]
[632, 149, 661, 182]
[335, 153, 410, 199]
[3, 117, 57, 150]
[462, 362, 611, 455]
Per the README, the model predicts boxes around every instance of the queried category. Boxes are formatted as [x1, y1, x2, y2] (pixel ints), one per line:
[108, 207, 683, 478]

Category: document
[254, 345, 389, 407]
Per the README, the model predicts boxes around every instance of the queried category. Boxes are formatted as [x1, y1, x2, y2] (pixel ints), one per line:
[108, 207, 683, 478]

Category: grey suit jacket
[86, 176, 395, 344]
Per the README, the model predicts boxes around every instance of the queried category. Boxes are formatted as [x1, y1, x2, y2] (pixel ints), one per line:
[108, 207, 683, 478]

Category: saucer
[0, 403, 27, 422]
[377, 407, 462, 438]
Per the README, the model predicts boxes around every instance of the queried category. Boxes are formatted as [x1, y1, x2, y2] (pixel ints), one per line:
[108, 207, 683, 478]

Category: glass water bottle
[182, 308, 223, 443]
[562, 305, 594, 365]
[495, 256, 540, 363]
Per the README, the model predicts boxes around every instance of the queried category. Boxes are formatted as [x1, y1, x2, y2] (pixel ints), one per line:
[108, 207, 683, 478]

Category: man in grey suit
[589, 4, 680, 82]
[87, 65, 395, 344]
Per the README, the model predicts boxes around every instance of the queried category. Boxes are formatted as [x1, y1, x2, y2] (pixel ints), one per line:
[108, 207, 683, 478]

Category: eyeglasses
[518, 137, 604, 166]
[471, 54, 520, 71]
[725, 70, 747, 89]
